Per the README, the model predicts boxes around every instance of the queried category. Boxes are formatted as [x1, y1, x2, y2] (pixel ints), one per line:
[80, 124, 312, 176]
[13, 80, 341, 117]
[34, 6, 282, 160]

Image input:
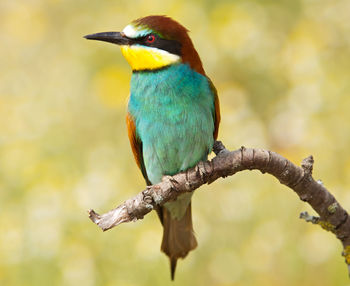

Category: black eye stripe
[130, 34, 182, 56]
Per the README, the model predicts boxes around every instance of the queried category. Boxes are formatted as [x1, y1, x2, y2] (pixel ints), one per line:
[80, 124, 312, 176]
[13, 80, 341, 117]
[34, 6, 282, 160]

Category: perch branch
[88, 141, 350, 274]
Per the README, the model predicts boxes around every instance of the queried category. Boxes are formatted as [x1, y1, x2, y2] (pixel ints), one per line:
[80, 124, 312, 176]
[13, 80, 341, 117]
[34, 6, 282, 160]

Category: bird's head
[85, 15, 204, 74]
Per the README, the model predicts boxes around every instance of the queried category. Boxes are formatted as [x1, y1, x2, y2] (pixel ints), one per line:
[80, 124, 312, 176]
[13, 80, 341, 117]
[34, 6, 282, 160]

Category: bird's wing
[208, 79, 221, 140]
[126, 112, 163, 223]
[126, 112, 151, 185]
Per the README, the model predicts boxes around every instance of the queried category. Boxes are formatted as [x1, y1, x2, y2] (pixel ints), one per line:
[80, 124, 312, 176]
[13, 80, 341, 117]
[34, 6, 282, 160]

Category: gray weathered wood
[88, 141, 350, 276]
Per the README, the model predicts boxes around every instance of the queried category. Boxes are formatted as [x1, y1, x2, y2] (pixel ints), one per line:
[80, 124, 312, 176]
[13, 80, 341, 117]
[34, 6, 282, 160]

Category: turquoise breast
[128, 63, 215, 184]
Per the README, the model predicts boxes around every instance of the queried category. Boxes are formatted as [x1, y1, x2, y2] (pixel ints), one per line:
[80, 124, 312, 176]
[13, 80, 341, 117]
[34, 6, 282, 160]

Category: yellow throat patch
[120, 45, 180, 71]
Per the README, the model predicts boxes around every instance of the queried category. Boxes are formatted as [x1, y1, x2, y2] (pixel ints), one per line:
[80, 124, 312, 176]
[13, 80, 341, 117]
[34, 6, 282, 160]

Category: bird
[85, 15, 220, 280]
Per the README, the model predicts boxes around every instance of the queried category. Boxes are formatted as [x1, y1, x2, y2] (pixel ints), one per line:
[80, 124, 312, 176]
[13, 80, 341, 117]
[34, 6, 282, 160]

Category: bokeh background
[1, 0, 350, 285]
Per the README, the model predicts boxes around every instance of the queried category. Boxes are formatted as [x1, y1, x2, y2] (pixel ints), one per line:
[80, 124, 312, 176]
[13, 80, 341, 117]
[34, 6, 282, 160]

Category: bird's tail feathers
[160, 204, 197, 280]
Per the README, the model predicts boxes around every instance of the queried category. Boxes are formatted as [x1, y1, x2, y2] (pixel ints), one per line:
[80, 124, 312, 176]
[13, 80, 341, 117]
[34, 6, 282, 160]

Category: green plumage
[128, 63, 216, 190]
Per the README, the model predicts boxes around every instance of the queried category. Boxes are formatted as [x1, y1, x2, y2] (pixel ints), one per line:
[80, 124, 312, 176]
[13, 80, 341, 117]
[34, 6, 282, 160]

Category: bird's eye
[146, 34, 156, 43]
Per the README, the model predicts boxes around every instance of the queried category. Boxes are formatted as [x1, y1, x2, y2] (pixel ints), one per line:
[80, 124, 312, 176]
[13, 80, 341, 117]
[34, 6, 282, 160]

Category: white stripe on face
[123, 24, 151, 39]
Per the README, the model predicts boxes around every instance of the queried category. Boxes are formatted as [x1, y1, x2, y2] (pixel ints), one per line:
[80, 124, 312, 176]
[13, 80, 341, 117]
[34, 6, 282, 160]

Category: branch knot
[302, 155, 314, 176]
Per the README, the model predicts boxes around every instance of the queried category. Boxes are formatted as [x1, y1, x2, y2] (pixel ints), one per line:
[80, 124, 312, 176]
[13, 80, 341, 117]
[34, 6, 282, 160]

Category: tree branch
[88, 141, 350, 275]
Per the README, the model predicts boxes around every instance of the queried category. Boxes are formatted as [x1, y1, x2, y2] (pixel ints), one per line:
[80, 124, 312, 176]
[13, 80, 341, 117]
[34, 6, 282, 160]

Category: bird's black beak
[84, 32, 131, 45]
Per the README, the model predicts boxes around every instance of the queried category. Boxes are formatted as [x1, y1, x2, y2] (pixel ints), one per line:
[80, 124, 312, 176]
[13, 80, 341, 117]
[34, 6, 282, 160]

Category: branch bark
[88, 141, 350, 275]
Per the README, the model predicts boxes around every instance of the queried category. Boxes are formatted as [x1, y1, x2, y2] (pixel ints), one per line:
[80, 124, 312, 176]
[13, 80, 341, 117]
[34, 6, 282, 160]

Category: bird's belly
[140, 111, 213, 185]
[141, 113, 213, 220]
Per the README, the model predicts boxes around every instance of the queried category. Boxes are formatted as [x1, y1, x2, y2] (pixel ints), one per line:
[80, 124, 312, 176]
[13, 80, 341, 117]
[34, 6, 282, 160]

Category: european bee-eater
[85, 15, 220, 279]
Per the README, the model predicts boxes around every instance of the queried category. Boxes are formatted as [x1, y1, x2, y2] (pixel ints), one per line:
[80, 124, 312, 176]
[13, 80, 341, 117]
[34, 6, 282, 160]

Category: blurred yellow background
[1, 0, 350, 285]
